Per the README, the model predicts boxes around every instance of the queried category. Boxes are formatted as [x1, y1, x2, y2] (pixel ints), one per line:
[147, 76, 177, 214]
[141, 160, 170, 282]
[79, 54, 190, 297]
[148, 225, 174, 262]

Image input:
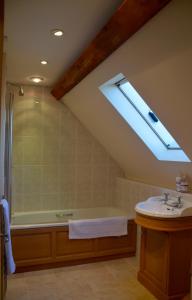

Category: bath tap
[56, 212, 73, 218]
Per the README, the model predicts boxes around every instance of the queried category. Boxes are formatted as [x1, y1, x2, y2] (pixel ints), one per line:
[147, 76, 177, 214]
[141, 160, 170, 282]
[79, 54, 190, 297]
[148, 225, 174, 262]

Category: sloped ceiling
[62, 0, 192, 189]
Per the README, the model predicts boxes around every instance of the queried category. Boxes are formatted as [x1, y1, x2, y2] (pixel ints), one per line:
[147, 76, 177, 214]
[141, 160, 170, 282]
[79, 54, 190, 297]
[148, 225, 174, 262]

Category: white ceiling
[4, 0, 122, 86]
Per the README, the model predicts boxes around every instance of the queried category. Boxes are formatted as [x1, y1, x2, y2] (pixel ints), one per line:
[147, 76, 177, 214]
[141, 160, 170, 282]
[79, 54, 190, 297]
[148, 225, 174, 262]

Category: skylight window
[99, 74, 190, 162]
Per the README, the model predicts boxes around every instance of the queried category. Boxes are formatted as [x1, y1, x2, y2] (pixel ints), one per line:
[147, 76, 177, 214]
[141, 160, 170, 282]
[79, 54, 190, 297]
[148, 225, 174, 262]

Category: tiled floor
[5, 257, 156, 300]
[5, 257, 191, 300]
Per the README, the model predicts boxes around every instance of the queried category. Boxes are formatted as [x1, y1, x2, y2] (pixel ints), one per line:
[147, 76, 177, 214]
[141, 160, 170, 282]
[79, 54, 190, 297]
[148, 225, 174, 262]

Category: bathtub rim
[11, 216, 134, 230]
[11, 206, 134, 230]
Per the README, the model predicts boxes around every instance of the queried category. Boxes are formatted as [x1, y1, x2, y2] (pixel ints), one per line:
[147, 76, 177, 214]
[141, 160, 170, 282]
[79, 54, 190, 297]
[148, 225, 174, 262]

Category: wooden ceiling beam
[51, 0, 171, 100]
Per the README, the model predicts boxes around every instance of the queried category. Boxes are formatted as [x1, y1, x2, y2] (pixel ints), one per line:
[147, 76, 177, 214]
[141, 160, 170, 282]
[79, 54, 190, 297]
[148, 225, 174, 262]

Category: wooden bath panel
[11, 220, 137, 272]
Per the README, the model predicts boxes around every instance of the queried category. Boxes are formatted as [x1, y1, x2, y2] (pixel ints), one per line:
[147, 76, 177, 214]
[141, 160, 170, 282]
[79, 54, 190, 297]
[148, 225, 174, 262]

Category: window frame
[99, 73, 191, 162]
[116, 78, 181, 151]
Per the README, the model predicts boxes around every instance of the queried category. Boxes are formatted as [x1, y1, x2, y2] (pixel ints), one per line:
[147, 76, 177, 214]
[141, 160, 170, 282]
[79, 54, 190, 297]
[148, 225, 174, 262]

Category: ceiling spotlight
[30, 76, 44, 83]
[41, 60, 48, 65]
[52, 29, 63, 37]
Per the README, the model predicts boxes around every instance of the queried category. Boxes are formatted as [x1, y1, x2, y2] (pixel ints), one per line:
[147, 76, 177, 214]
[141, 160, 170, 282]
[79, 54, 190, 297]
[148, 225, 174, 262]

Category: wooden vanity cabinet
[136, 213, 192, 300]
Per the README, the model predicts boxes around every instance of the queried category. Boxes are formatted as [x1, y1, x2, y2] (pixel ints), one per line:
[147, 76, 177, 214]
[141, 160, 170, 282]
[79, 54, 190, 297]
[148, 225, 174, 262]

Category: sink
[135, 196, 192, 218]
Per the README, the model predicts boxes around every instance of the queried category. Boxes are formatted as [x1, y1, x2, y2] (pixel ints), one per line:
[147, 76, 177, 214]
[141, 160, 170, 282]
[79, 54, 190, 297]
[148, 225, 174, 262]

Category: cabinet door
[140, 228, 168, 291]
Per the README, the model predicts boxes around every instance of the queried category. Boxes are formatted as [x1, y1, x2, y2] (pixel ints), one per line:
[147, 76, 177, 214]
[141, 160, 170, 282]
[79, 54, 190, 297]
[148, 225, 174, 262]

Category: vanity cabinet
[136, 213, 192, 300]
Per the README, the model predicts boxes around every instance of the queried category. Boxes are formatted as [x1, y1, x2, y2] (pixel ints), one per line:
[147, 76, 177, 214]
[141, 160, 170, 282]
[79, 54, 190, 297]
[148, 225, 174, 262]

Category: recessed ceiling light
[41, 60, 48, 65]
[52, 29, 63, 37]
[30, 76, 44, 83]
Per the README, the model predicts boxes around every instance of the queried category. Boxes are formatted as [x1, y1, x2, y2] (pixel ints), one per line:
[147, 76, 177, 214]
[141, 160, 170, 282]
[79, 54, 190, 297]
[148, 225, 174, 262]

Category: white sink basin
[135, 196, 192, 218]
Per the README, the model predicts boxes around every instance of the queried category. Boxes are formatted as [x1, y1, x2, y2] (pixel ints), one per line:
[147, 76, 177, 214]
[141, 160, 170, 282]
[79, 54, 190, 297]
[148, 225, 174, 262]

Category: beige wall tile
[58, 165, 75, 193]
[13, 193, 24, 212]
[12, 166, 24, 194]
[12, 85, 125, 213]
[22, 136, 42, 164]
[12, 136, 23, 164]
[115, 177, 177, 216]
[41, 165, 59, 194]
[59, 192, 75, 209]
[59, 135, 75, 164]
[22, 193, 42, 212]
[92, 190, 107, 207]
[22, 166, 41, 194]
[13, 110, 26, 137]
[76, 138, 92, 164]
[74, 191, 92, 208]
[41, 113, 60, 136]
[21, 109, 43, 137]
[40, 194, 59, 210]
[42, 135, 59, 163]
[60, 109, 77, 137]
[92, 165, 108, 190]
[92, 142, 109, 165]
[76, 165, 92, 192]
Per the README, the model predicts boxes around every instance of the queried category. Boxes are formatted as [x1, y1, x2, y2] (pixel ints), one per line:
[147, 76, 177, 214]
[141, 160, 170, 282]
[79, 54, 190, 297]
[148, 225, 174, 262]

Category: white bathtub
[11, 207, 136, 272]
[11, 206, 131, 229]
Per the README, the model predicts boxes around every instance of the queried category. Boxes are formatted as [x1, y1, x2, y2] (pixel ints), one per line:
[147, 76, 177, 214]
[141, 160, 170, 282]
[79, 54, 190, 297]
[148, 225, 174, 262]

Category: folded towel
[1, 199, 16, 274]
[69, 216, 128, 239]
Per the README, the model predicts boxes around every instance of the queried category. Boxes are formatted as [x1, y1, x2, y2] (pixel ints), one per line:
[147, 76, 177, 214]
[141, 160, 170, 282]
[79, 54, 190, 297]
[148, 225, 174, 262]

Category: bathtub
[11, 206, 137, 272]
[11, 206, 133, 229]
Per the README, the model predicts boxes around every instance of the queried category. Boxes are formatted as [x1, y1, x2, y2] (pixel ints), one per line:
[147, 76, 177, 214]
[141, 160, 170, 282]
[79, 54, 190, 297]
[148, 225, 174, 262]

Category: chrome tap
[163, 192, 169, 204]
[176, 195, 182, 208]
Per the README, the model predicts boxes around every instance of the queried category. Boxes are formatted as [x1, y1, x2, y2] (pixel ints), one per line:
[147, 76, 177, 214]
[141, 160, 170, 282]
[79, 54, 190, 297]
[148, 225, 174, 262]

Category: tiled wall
[12, 85, 124, 212]
[115, 178, 192, 257]
[115, 177, 192, 217]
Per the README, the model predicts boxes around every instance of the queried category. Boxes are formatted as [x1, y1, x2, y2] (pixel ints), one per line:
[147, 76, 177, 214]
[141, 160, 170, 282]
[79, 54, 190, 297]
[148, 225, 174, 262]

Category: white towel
[1, 199, 16, 274]
[69, 216, 128, 239]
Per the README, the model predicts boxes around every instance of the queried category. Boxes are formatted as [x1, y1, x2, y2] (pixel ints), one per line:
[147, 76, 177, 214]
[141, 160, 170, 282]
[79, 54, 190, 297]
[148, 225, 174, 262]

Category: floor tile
[5, 257, 157, 300]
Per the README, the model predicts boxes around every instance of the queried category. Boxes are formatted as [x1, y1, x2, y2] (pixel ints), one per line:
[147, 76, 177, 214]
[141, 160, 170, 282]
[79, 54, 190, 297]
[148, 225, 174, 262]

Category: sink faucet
[176, 195, 182, 208]
[163, 192, 169, 204]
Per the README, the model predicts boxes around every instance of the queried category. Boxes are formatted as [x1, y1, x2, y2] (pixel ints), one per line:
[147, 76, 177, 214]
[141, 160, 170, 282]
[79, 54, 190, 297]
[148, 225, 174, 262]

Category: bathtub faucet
[56, 212, 73, 218]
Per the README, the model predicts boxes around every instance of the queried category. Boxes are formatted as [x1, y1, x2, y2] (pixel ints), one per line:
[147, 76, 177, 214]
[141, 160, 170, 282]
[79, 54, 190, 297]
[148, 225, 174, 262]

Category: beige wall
[63, 0, 192, 189]
[12, 85, 124, 212]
